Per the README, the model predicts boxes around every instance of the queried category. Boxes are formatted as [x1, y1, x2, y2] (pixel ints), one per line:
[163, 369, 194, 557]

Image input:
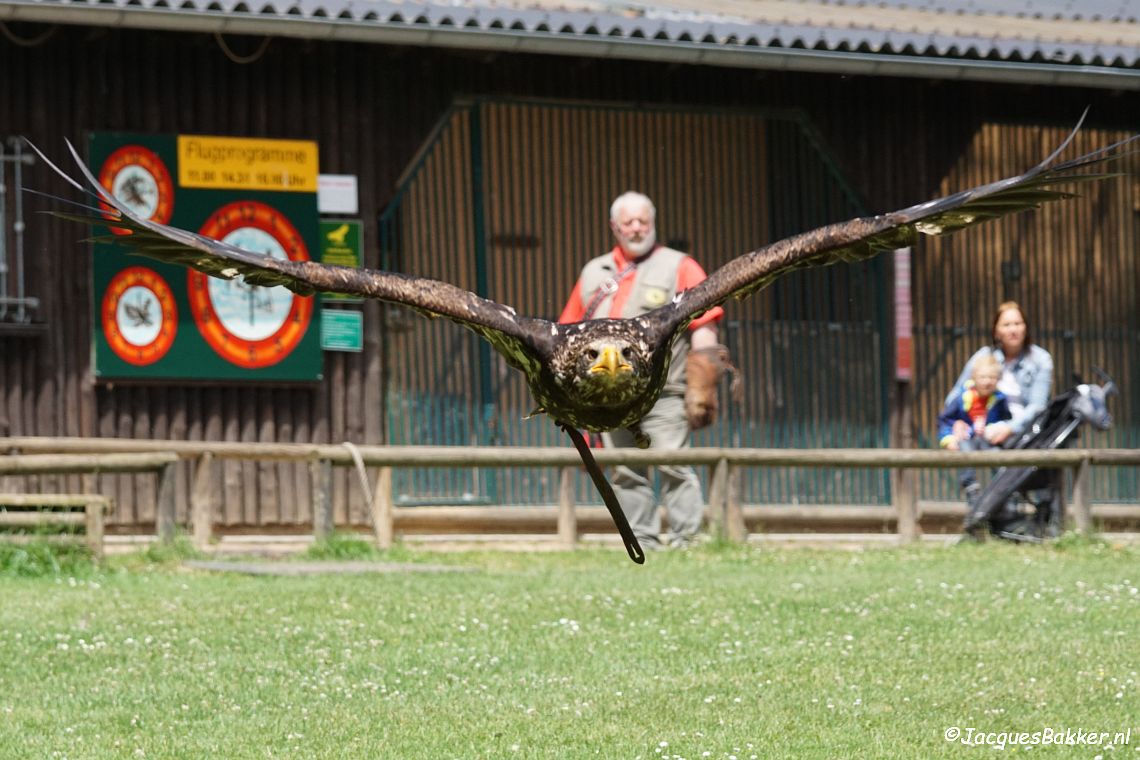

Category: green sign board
[320, 309, 363, 352]
[319, 219, 363, 303]
[90, 132, 323, 382]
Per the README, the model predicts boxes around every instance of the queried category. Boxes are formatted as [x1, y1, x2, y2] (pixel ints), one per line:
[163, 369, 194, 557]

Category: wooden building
[0, 0, 1136, 532]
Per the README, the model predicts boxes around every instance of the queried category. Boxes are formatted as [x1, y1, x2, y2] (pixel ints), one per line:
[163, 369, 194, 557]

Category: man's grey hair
[610, 191, 657, 223]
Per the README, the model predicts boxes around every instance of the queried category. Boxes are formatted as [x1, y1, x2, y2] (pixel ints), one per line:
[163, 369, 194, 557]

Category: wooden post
[894, 468, 918, 542]
[891, 378, 919, 543]
[708, 457, 728, 540]
[725, 462, 746, 543]
[191, 452, 214, 550]
[310, 458, 333, 539]
[84, 498, 105, 559]
[370, 466, 393, 549]
[1072, 458, 1092, 535]
[82, 471, 101, 558]
[557, 467, 577, 548]
[155, 462, 177, 543]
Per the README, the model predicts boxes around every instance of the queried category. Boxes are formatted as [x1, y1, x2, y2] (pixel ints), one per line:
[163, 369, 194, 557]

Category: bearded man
[559, 191, 730, 549]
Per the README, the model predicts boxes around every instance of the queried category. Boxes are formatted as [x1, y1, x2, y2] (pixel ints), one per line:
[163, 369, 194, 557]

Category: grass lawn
[0, 537, 1137, 759]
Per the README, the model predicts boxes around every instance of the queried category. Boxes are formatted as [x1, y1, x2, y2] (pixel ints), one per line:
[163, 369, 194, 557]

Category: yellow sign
[177, 135, 318, 192]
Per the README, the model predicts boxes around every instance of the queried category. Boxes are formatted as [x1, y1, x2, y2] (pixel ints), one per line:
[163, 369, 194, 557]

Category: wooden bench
[0, 452, 179, 554]
[0, 493, 114, 557]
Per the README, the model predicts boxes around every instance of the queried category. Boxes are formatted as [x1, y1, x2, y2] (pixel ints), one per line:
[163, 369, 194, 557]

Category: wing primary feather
[23, 187, 111, 217]
[23, 138, 91, 196]
[1032, 106, 1088, 170]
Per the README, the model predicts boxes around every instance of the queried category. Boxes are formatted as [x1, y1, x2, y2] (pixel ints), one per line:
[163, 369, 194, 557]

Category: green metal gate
[379, 99, 890, 507]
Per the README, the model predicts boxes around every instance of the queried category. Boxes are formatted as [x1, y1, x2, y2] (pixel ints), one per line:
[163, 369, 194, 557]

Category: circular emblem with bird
[98, 145, 174, 234]
[101, 266, 177, 366]
[187, 200, 313, 368]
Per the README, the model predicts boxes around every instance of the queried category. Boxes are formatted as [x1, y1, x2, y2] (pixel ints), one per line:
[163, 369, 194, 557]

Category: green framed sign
[90, 132, 323, 381]
[320, 309, 363, 352]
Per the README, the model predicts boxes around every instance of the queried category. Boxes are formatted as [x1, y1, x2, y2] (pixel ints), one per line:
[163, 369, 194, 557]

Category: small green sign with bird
[319, 220, 363, 303]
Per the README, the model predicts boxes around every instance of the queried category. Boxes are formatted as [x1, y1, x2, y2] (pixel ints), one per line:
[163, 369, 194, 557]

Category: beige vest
[576, 246, 690, 394]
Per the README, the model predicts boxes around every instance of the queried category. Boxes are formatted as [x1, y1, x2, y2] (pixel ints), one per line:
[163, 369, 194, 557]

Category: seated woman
[945, 301, 1054, 445]
[943, 301, 1054, 528]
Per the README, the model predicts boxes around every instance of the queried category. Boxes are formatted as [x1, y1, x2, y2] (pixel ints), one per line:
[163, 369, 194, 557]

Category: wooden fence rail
[4, 437, 1139, 548]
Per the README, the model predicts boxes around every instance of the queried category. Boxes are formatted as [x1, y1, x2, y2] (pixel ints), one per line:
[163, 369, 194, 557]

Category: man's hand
[684, 344, 741, 430]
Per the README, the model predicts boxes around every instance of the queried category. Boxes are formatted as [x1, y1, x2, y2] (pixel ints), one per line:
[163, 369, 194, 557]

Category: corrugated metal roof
[2, 0, 1138, 86]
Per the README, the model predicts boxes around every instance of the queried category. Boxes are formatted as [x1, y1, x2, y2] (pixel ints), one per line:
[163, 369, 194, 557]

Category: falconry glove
[684, 344, 743, 430]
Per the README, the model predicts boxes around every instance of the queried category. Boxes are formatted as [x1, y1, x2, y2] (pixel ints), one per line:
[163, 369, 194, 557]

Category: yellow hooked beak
[589, 346, 632, 376]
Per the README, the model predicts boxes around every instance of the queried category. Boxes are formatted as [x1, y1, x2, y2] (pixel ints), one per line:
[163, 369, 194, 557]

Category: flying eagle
[31, 118, 1136, 564]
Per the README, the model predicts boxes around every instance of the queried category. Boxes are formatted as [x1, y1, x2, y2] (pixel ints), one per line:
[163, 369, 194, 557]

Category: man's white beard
[621, 229, 657, 258]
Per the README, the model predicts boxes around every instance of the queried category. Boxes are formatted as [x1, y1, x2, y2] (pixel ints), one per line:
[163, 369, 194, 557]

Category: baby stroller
[961, 372, 1117, 543]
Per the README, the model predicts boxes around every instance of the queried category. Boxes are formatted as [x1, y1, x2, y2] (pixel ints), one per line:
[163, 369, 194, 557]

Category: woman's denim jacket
[944, 344, 1054, 437]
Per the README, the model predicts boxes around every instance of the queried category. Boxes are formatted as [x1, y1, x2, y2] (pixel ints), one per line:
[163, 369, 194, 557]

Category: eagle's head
[541, 320, 663, 430]
[572, 337, 650, 403]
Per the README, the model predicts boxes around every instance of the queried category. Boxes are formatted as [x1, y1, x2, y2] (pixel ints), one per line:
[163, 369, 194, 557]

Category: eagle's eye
[622, 347, 635, 361]
[585, 348, 599, 361]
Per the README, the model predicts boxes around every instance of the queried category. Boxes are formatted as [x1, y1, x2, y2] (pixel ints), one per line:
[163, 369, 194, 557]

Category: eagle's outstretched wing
[647, 116, 1138, 341]
[30, 140, 555, 376]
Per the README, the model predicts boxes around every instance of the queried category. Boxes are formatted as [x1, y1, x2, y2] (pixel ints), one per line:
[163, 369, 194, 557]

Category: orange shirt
[559, 246, 724, 330]
[967, 392, 992, 426]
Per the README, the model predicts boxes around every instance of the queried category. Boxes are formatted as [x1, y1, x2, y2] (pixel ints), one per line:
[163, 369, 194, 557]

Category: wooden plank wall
[1, 24, 1136, 527]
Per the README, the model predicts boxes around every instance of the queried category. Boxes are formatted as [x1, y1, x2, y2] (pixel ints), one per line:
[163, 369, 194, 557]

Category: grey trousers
[602, 394, 704, 546]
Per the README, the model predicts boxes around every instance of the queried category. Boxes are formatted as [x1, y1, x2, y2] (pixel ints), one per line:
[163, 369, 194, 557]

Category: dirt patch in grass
[183, 559, 475, 575]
